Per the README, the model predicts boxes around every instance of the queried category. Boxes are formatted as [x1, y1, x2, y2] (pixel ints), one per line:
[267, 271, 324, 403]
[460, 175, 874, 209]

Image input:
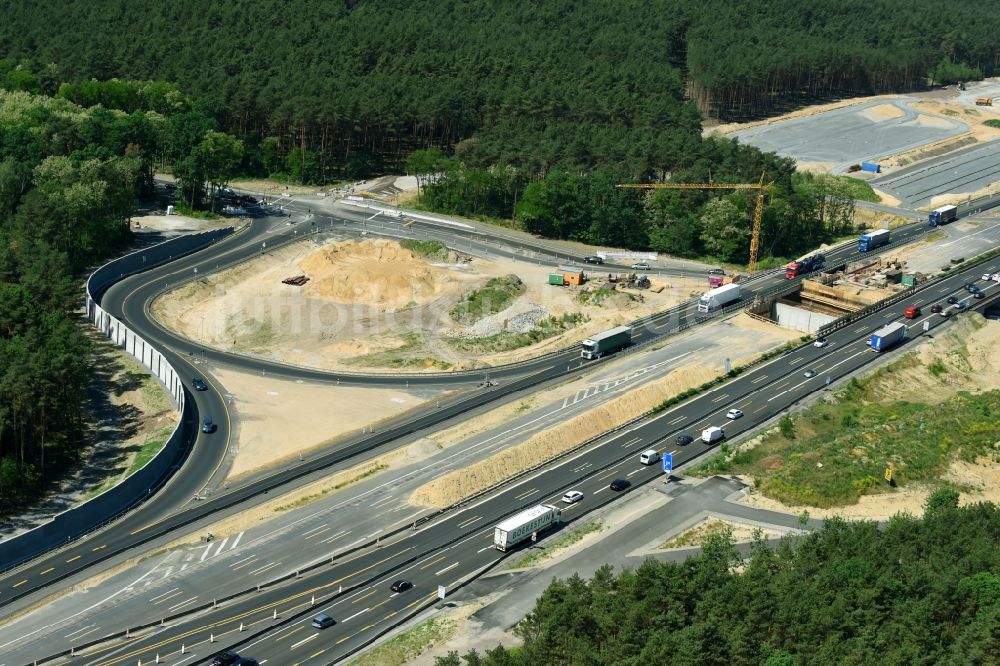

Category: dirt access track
[153, 237, 702, 373]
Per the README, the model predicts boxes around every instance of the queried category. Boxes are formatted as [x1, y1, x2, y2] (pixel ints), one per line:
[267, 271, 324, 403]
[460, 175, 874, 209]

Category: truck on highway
[697, 283, 741, 313]
[785, 253, 825, 279]
[859, 229, 891, 252]
[493, 504, 561, 551]
[870, 322, 906, 352]
[928, 204, 958, 227]
[581, 325, 632, 359]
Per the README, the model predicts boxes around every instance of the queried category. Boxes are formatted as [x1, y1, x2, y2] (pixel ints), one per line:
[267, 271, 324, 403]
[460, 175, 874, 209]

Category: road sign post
[438, 585, 446, 600]
[662, 453, 673, 473]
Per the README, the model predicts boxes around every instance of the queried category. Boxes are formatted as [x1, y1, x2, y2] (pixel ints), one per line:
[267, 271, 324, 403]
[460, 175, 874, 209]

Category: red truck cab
[904, 304, 921, 319]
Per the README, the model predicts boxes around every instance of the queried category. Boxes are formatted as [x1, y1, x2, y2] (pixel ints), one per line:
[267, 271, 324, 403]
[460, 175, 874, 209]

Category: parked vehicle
[580, 326, 632, 360]
[870, 322, 906, 352]
[697, 283, 741, 313]
[701, 426, 725, 444]
[785, 253, 825, 279]
[904, 304, 921, 319]
[859, 229, 891, 252]
[639, 449, 660, 465]
[493, 504, 561, 551]
[928, 204, 958, 227]
[609, 478, 630, 491]
[561, 490, 584, 504]
[975, 97, 993, 106]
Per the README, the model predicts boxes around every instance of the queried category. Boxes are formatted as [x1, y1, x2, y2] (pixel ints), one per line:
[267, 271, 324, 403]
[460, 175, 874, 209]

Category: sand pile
[300, 239, 459, 309]
[410, 364, 718, 507]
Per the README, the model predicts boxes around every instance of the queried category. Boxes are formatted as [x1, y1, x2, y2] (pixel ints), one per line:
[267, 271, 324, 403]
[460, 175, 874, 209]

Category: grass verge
[448, 313, 586, 354]
[170, 203, 223, 220]
[660, 520, 732, 549]
[692, 358, 1000, 508]
[509, 521, 603, 569]
[985, 119, 1000, 129]
[399, 238, 447, 258]
[451, 275, 525, 324]
[351, 617, 458, 666]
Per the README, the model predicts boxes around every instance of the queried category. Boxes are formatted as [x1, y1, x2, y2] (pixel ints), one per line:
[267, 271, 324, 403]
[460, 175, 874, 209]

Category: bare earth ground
[705, 93, 908, 137]
[736, 315, 1000, 520]
[153, 237, 702, 373]
[657, 516, 787, 550]
[208, 366, 440, 479]
[134, 213, 232, 234]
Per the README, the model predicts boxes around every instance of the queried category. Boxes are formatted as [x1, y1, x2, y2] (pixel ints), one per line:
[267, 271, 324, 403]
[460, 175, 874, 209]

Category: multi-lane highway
[4, 196, 938, 610]
[19, 257, 995, 666]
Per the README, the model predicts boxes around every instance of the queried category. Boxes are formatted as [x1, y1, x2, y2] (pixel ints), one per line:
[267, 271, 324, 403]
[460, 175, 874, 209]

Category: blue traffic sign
[662, 453, 673, 473]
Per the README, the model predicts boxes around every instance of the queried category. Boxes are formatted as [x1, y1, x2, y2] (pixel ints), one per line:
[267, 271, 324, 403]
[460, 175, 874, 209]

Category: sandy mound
[859, 104, 905, 122]
[300, 239, 458, 310]
[409, 364, 718, 507]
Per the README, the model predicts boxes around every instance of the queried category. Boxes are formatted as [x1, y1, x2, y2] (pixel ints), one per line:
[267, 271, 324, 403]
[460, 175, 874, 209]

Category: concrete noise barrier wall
[0, 228, 233, 571]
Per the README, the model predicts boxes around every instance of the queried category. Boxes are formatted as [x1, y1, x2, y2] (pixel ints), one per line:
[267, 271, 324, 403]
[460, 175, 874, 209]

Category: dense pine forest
[436, 491, 1000, 665]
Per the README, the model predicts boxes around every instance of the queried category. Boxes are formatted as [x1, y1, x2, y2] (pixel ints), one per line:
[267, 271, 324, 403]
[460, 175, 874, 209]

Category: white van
[701, 426, 724, 444]
[639, 449, 661, 465]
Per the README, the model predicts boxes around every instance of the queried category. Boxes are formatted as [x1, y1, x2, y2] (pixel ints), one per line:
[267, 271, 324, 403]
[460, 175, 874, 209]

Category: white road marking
[149, 587, 179, 602]
[199, 544, 213, 562]
[435, 562, 460, 576]
[290, 633, 318, 650]
[230, 530, 244, 550]
[212, 537, 229, 557]
[341, 608, 369, 623]
[167, 596, 198, 612]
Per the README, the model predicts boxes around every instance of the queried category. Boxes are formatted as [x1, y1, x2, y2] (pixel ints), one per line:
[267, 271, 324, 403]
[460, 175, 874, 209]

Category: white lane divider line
[199, 544, 213, 562]
[290, 633, 318, 650]
[435, 562, 460, 576]
[230, 531, 244, 550]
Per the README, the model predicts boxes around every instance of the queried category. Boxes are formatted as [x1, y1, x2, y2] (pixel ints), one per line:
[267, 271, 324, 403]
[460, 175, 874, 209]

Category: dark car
[675, 433, 694, 446]
[234, 659, 259, 666]
[930, 304, 942, 314]
[707, 268, 726, 275]
[973, 291, 984, 299]
[583, 255, 604, 264]
[312, 613, 336, 629]
[609, 478, 630, 491]
[193, 377, 208, 391]
[202, 416, 215, 433]
[966, 283, 979, 293]
[211, 652, 240, 666]
[390, 579, 413, 593]
[947, 295, 959, 304]
[803, 369, 817, 378]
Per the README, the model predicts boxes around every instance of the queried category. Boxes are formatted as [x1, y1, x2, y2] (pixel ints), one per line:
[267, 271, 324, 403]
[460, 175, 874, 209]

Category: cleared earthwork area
[729, 99, 966, 174]
[153, 237, 701, 373]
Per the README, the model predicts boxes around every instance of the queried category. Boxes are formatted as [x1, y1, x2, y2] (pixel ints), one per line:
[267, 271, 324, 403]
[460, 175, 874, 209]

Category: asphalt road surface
[28, 259, 995, 666]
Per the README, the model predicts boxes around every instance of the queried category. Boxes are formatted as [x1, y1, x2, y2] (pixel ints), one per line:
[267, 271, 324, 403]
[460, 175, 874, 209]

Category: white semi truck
[697, 283, 741, 313]
[493, 504, 561, 551]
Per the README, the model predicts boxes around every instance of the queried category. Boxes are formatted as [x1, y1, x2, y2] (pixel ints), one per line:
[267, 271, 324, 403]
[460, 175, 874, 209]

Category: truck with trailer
[870, 322, 906, 352]
[785, 253, 825, 279]
[493, 504, 561, 551]
[580, 325, 632, 359]
[697, 283, 741, 313]
[976, 97, 993, 106]
[859, 228, 891, 252]
[928, 204, 958, 227]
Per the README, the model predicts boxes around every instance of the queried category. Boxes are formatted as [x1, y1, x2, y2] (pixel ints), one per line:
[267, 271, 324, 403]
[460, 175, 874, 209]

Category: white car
[631, 262, 650, 270]
[992, 273, 1000, 282]
[813, 337, 828, 348]
[561, 490, 584, 504]
[726, 408, 743, 420]
[983, 273, 993, 281]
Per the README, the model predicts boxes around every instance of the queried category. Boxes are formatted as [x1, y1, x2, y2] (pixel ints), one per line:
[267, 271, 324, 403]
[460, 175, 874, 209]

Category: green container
[901, 275, 917, 287]
[548, 273, 565, 285]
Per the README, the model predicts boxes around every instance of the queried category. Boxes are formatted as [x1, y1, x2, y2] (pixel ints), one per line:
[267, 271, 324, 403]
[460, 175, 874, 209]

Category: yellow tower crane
[616, 174, 771, 274]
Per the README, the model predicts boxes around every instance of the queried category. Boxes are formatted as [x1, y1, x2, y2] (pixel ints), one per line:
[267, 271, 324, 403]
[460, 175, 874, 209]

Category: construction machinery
[616, 174, 770, 274]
